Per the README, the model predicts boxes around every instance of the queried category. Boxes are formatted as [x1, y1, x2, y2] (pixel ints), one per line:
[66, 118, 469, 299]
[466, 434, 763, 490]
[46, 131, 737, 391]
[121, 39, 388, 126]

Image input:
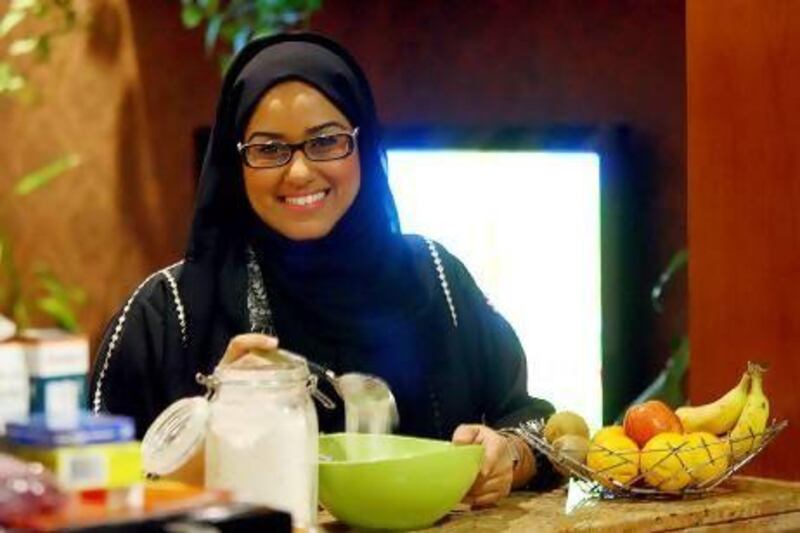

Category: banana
[728, 362, 769, 461]
[675, 371, 750, 435]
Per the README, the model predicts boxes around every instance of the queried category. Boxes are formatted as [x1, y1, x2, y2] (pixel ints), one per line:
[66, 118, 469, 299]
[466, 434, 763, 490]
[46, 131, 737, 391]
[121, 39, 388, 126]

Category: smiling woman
[239, 81, 361, 240]
[89, 32, 561, 513]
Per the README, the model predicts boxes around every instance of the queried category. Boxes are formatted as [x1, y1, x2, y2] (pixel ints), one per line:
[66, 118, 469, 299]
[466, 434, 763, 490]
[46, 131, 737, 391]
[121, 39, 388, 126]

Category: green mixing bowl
[318, 433, 483, 530]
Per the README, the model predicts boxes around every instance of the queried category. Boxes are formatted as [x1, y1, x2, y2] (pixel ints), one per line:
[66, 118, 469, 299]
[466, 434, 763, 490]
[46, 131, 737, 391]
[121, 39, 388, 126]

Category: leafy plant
[0, 1, 84, 332]
[178, 0, 323, 73]
[0, 156, 84, 332]
[650, 249, 688, 313]
[615, 249, 689, 421]
[1, 0, 78, 99]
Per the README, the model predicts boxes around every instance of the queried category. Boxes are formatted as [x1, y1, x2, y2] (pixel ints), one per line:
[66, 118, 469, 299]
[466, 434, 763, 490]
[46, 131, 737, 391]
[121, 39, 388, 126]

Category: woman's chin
[276, 221, 335, 242]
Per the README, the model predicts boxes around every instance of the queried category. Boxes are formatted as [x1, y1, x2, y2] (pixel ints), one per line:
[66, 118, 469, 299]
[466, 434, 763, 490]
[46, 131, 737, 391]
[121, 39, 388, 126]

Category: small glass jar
[142, 350, 324, 530]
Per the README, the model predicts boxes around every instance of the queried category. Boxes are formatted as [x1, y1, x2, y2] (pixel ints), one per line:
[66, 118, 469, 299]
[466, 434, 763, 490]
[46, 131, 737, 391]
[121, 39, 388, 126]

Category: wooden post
[687, 0, 800, 479]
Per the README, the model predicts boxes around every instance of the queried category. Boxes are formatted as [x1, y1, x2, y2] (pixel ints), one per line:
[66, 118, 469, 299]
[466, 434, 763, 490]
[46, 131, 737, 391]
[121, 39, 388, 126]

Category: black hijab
[178, 33, 444, 393]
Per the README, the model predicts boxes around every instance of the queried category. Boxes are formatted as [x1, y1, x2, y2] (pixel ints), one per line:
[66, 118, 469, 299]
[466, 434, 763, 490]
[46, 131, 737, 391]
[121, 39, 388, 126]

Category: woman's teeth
[284, 191, 327, 206]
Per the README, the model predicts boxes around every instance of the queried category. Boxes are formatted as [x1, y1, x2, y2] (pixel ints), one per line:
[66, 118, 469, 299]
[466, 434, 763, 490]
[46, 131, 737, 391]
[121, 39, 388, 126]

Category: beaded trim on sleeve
[246, 246, 276, 335]
[91, 260, 185, 414]
[161, 267, 187, 345]
[423, 238, 458, 328]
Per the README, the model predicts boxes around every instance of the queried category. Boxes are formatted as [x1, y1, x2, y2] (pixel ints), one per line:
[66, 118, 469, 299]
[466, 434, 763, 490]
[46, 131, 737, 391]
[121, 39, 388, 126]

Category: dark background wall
[314, 0, 687, 420]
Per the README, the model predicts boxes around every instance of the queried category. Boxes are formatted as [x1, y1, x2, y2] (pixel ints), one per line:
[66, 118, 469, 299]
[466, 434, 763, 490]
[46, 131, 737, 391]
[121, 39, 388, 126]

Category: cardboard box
[13, 441, 142, 491]
[6, 412, 135, 447]
[0, 341, 31, 433]
[19, 329, 89, 415]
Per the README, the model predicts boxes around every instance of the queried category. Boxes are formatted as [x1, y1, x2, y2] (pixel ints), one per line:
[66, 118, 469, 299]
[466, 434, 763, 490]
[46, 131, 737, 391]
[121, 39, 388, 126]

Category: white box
[0, 342, 31, 433]
[20, 329, 89, 378]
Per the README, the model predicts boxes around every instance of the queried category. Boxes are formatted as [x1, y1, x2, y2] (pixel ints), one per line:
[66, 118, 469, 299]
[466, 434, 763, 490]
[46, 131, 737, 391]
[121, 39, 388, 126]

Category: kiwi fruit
[543, 410, 590, 443]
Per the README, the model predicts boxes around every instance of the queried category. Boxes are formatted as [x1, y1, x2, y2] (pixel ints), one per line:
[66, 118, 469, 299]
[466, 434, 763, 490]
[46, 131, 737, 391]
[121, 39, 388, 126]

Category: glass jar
[142, 350, 325, 530]
[205, 359, 318, 528]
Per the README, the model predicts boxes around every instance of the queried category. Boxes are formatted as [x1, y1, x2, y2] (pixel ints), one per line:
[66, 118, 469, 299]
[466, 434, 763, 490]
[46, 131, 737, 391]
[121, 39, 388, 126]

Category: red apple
[623, 400, 683, 447]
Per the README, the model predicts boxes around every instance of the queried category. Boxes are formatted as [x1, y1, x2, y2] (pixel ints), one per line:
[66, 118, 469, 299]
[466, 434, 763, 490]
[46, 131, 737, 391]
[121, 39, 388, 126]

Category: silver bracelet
[498, 428, 522, 470]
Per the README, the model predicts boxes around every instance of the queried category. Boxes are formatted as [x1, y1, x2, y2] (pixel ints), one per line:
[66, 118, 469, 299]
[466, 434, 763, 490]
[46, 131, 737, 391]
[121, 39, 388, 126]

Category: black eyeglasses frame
[236, 127, 360, 169]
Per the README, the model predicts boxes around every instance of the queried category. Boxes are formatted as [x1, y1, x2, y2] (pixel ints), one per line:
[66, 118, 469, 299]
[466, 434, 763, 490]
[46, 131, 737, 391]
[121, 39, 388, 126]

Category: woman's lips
[279, 189, 330, 211]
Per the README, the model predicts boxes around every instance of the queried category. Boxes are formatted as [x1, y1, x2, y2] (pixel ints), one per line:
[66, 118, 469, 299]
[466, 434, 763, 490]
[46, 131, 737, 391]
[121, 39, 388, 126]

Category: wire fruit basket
[514, 419, 788, 499]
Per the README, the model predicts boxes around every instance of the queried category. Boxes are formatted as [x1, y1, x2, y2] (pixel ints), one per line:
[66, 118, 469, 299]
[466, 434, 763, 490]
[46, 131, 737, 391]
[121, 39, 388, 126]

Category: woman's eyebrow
[247, 121, 347, 142]
[247, 131, 284, 142]
[306, 121, 347, 135]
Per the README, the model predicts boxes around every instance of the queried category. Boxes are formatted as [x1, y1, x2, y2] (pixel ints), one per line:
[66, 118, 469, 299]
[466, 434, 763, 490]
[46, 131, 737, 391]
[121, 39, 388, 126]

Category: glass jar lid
[141, 348, 323, 477]
[141, 396, 209, 477]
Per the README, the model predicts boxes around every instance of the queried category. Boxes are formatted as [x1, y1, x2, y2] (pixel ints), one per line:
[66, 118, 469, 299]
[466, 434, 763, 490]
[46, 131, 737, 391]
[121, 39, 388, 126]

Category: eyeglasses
[237, 128, 359, 169]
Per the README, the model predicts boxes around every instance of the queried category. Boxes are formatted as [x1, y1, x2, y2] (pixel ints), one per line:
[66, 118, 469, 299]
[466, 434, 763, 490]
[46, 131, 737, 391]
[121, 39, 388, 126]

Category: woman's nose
[283, 151, 313, 184]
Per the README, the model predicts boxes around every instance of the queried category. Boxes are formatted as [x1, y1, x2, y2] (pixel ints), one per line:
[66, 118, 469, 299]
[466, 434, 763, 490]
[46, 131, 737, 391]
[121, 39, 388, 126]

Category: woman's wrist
[499, 431, 537, 489]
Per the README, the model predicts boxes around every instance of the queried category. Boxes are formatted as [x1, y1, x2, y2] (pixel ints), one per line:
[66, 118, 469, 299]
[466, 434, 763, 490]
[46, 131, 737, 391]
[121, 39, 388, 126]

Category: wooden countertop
[321, 476, 800, 532]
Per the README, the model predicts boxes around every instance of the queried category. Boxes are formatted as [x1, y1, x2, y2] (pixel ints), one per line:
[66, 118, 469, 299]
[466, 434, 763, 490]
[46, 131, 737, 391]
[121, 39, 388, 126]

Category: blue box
[5, 412, 135, 447]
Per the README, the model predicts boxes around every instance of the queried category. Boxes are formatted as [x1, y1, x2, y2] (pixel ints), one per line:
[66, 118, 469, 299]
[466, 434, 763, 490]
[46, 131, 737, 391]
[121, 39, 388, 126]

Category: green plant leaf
[204, 13, 223, 53]
[10, 0, 37, 12]
[181, 4, 205, 28]
[664, 248, 688, 276]
[32, 0, 49, 17]
[32, 34, 50, 61]
[8, 37, 38, 55]
[33, 265, 85, 305]
[36, 295, 79, 332]
[0, 62, 26, 93]
[217, 52, 233, 75]
[62, 5, 77, 29]
[14, 153, 80, 196]
[231, 25, 251, 54]
[12, 298, 29, 332]
[198, 0, 219, 15]
[33, 266, 85, 332]
[175, 0, 323, 76]
[651, 248, 688, 312]
[0, 10, 26, 36]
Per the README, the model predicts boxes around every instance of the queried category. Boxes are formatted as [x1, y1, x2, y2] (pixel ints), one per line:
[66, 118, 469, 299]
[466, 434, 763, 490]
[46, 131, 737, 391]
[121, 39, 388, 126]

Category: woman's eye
[308, 136, 338, 150]
[256, 144, 282, 155]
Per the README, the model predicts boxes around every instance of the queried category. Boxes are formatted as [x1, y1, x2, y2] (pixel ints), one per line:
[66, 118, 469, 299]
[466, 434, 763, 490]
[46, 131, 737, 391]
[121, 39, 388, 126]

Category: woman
[90, 33, 558, 505]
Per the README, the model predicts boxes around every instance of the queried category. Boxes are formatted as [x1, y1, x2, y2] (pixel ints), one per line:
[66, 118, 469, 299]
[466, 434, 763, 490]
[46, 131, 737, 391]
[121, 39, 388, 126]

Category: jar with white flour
[141, 350, 329, 530]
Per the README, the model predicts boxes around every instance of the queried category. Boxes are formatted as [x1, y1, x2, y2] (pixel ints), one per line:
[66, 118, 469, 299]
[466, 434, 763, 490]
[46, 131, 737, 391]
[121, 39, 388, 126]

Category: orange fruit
[586, 433, 640, 486]
[681, 431, 729, 486]
[592, 425, 625, 444]
[640, 432, 692, 491]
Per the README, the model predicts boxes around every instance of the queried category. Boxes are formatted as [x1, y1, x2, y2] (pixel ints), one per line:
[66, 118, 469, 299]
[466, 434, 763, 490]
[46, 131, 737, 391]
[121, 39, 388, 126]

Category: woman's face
[241, 81, 361, 240]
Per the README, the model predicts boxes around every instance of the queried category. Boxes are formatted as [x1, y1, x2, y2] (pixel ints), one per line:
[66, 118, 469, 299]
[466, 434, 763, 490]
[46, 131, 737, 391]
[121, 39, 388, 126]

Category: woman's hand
[218, 333, 279, 368]
[452, 424, 515, 507]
